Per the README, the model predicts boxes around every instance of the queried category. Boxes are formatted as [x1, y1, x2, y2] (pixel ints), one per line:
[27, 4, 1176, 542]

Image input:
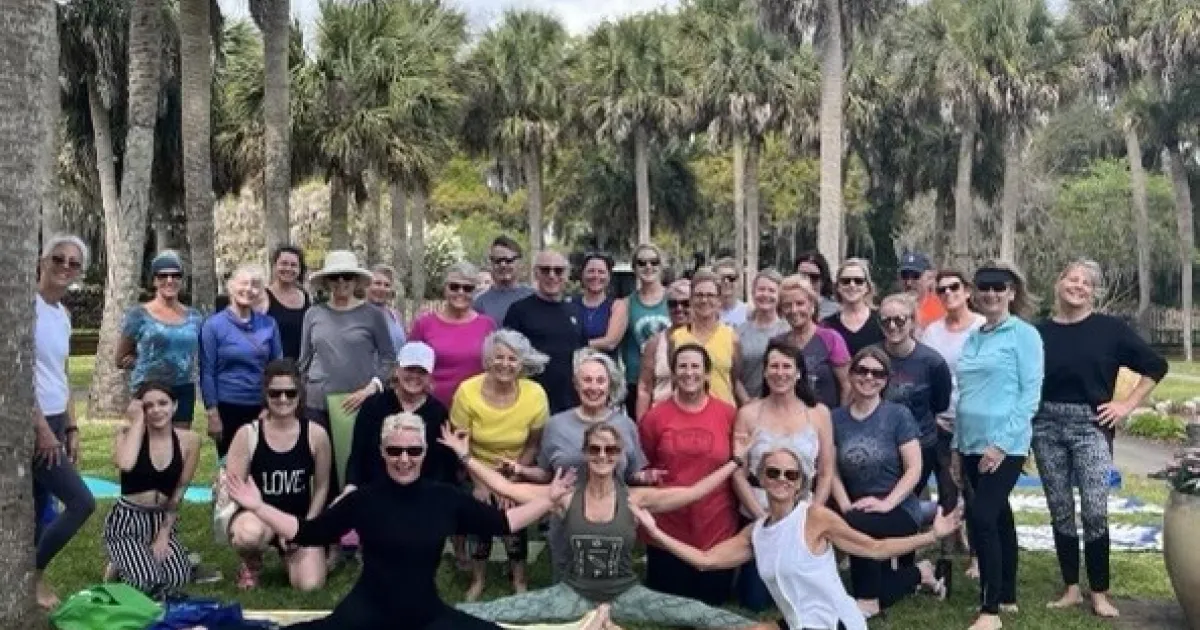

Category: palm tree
[180, 0, 218, 310]
[578, 13, 691, 245]
[0, 0, 54, 621]
[462, 10, 568, 253]
[250, 0, 291, 254]
[755, 0, 901, 267]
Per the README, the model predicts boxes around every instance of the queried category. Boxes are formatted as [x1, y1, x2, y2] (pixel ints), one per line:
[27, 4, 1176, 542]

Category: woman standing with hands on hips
[952, 262, 1044, 630]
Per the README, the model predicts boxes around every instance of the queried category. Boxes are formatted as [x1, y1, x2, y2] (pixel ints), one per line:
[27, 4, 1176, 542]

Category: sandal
[236, 562, 260, 590]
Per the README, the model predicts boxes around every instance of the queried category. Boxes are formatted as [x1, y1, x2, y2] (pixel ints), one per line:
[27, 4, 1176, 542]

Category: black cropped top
[119, 430, 183, 498]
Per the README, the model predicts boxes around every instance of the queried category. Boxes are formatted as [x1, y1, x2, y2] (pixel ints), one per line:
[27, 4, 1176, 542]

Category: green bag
[51, 583, 162, 630]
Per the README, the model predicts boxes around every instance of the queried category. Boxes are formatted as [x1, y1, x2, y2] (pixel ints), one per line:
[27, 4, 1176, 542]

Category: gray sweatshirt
[298, 302, 396, 411]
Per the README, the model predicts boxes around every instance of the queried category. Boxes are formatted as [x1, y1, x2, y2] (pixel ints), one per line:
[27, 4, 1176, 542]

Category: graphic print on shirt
[669, 427, 715, 456]
[570, 534, 625, 579]
[838, 435, 888, 490]
[261, 469, 309, 498]
[884, 372, 924, 411]
[633, 315, 671, 350]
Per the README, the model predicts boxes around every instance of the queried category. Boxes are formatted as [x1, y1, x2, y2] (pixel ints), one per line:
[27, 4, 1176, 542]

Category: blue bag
[147, 598, 276, 630]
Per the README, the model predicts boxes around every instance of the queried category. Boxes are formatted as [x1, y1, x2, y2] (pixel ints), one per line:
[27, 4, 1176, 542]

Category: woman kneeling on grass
[442, 423, 758, 629]
[105, 381, 202, 599]
[635, 445, 963, 630]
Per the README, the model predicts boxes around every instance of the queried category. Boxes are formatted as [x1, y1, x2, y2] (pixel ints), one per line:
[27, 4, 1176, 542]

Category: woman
[117, 251, 205, 428]
[409, 262, 497, 406]
[639, 343, 740, 606]
[33, 235, 96, 609]
[822, 259, 884, 357]
[735, 270, 790, 400]
[1035, 260, 1167, 618]
[795, 251, 838, 321]
[832, 347, 949, 618]
[105, 382, 202, 598]
[634, 445, 963, 630]
[225, 359, 331, 590]
[451, 330, 550, 600]
[201, 264, 284, 457]
[670, 270, 742, 406]
[620, 244, 671, 417]
[952, 261, 1044, 630]
[635, 278, 691, 419]
[778, 275, 850, 409]
[225, 412, 575, 630]
[444, 422, 757, 628]
[732, 339, 835, 612]
[267, 245, 311, 360]
[714, 258, 748, 327]
[368, 264, 407, 354]
[878, 294, 952, 506]
[574, 252, 628, 359]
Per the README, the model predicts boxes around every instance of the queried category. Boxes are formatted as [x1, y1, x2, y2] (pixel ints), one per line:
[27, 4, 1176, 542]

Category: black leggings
[215, 402, 263, 458]
[914, 429, 960, 513]
[645, 544, 735, 607]
[842, 505, 922, 608]
[962, 454, 1024, 614]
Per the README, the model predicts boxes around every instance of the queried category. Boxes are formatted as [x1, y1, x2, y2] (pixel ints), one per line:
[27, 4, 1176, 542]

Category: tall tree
[0, 0, 54, 624]
[756, 0, 900, 268]
[180, 0, 217, 309]
[251, 0, 291, 253]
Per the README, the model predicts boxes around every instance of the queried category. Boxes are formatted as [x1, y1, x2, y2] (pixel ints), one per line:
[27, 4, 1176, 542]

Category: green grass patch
[1166, 360, 1200, 379]
[1125, 412, 1187, 442]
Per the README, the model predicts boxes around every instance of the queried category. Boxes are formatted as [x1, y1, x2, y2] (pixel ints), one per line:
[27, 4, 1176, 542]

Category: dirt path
[1114, 436, 1179, 476]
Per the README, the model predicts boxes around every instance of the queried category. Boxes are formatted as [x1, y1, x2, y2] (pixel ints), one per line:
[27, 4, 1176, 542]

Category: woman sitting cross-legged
[223, 359, 332, 590]
[442, 424, 759, 629]
[635, 445, 963, 630]
[104, 382, 202, 598]
[224, 412, 577, 630]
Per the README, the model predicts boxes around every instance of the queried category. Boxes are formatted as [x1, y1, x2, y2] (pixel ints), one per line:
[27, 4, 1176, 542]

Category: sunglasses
[490, 256, 518, 265]
[537, 265, 567, 277]
[50, 254, 83, 270]
[838, 276, 866, 287]
[799, 271, 822, 283]
[880, 315, 909, 329]
[635, 258, 661, 268]
[668, 299, 690, 309]
[384, 445, 426, 458]
[267, 388, 299, 400]
[851, 365, 889, 380]
[329, 272, 360, 283]
[764, 467, 801, 482]
[586, 444, 622, 457]
[976, 282, 1010, 294]
[720, 274, 738, 283]
[447, 282, 476, 294]
[693, 292, 720, 300]
[936, 282, 963, 295]
[900, 271, 922, 280]
[155, 271, 183, 280]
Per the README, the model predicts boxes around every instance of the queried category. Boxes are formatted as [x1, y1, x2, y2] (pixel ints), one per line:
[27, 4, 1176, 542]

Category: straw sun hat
[308, 250, 372, 291]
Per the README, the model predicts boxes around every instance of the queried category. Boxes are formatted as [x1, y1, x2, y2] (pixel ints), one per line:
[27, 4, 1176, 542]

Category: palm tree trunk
[0, 1, 54, 622]
[257, 0, 291, 255]
[40, 21, 62, 241]
[634, 124, 651, 245]
[329, 172, 349, 249]
[953, 126, 975, 270]
[524, 147, 544, 253]
[363, 170, 380, 265]
[998, 129, 1022, 264]
[816, 0, 844, 270]
[181, 0, 215, 312]
[91, 0, 161, 417]
[1125, 120, 1152, 326]
[732, 134, 746, 296]
[746, 138, 762, 291]
[410, 184, 428, 316]
[1165, 146, 1194, 362]
[389, 181, 408, 318]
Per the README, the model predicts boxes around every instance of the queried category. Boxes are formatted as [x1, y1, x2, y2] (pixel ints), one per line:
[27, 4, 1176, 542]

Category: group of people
[30, 233, 1169, 630]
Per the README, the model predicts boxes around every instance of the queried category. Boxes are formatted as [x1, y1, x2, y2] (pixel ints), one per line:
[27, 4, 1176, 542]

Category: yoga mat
[1017, 524, 1162, 552]
[83, 475, 211, 503]
[326, 394, 359, 486]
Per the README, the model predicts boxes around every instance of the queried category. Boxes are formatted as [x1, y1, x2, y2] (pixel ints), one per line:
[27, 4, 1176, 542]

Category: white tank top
[751, 502, 867, 630]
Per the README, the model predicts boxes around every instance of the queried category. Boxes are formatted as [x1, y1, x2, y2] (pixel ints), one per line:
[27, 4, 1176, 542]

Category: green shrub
[1125, 412, 1187, 442]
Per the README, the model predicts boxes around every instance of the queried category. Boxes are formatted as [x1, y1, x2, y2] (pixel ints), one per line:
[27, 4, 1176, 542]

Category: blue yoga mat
[930, 469, 1122, 490]
[83, 475, 212, 503]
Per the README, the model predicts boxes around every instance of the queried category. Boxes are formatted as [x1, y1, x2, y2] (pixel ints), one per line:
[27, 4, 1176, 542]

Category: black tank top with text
[249, 420, 315, 518]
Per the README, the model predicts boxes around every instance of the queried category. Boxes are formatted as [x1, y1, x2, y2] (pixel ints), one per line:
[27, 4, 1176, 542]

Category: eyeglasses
[267, 388, 299, 400]
[838, 276, 866, 287]
[635, 258, 661, 268]
[800, 271, 822, 283]
[537, 265, 567, 277]
[763, 467, 801, 482]
[976, 282, 1010, 294]
[900, 271, 922, 280]
[447, 282, 476, 294]
[155, 271, 183, 280]
[50, 254, 83, 270]
[329, 272, 359, 283]
[880, 315, 909, 329]
[851, 365, 889, 380]
[586, 444, 622, 457]
[936, 282, 963, 295]
[667, 299, 690, 310]
[490, 256, 518, 265]
[384, 445, 425, 458]
[720, 274, 738, 283]
[693, 292, 719, 300]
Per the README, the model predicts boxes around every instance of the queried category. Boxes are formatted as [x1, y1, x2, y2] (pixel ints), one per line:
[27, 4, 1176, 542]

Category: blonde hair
[835, 258, 876, 304]
[228, 263, 267, 291]
[753, 269, 784, 289]
[879, 292, 917, 319]
[690, 269, 721, 293]
[1057, 258, 1105, 307]
[381, 412, 426, 446]
[779, 274, 820, 317]
[573, 348, 627, 406]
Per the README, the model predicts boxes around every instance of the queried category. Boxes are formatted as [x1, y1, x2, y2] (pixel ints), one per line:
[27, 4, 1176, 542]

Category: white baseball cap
[396, 341, 435, 373]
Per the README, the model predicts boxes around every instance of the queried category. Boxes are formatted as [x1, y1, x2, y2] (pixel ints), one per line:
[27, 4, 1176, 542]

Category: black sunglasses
[838, 276, 866, 287]
[50, 254, 83, 270]
[447, 282, 476, 294]
[586, 444, 622, 457]
[764, 466, 801, 482]
[720, 274, 738, 283]
[635, 258, 661, 268]
[267, 388, 299, 400]
[490, 255, 518, 265]
[668, 299, 690, 309]
[799, 271, 822, 283]
[936, 282, 963, 295]
[976, 282, 1010, 294]
[537, 265, 567, 277]
[900, 271, 922, 280]
[155, 271, 183, 280]
[851, 365, 889, 380]
[328, 272, 360, 283]
[384, 445, 425, 458]
[880, 315, 909, 329]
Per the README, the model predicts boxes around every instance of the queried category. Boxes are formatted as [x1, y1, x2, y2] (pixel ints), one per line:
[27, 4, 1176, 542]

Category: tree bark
[998, 129, 1022, 264]
[410, 184, 428, 316]
[746, 138, 762, 289]
[363, 170, 380, 265]
[91, 0, 161, 417]
[181, 0, 215, 312]
[0, 1, 54, 624]
[732, 134, 746, 298]
[953, 126, 975, 271]
[1165, 147, 1194, 362]
[1125, 121, 1152, 327]
[39, 21, 62, 243]
[634, 124, 651, 245]
[524, 147, 544, 253]
[389, 181, 408, 319]
[329, 173, 349, 250]
[816, 0, 845, 270]
[256, 0, 291, 255]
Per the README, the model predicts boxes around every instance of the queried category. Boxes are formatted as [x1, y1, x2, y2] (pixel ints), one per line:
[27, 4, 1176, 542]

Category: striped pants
[103, 499, 191, 598]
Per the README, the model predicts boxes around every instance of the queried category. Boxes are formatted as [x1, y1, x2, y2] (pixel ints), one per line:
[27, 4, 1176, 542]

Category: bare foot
[465, 580, 485, 602]
[1047, 586, 1084, 609]
[511, 580, 527, 594]
[855, 599, 881, 619]
[965, 558, 980, 580]
[1091, 593, 1120, 618]
[35, 577, 59, 610]
[967, 613, 1002, 630]
[581, 605, 611, 630]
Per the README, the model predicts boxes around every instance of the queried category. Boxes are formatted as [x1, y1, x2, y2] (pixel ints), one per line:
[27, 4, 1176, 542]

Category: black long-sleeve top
[1036, 313, 1169, 407]
[291, 477, 511, 628]
[345, 391, 459, 488]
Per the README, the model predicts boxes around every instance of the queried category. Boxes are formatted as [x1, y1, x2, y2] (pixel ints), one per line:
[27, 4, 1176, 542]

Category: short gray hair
[753, 269, 783, 288]
[42, 234, 89, 271]
[227, 263, 267, 290]
[1059, 258, 1105, 303]
[381, 412, 426, 446]
[444, 261, 480, 283]
[483, 329, 550, 376]
[372, 264, 397, 282]
[573, 348, 627, 406]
